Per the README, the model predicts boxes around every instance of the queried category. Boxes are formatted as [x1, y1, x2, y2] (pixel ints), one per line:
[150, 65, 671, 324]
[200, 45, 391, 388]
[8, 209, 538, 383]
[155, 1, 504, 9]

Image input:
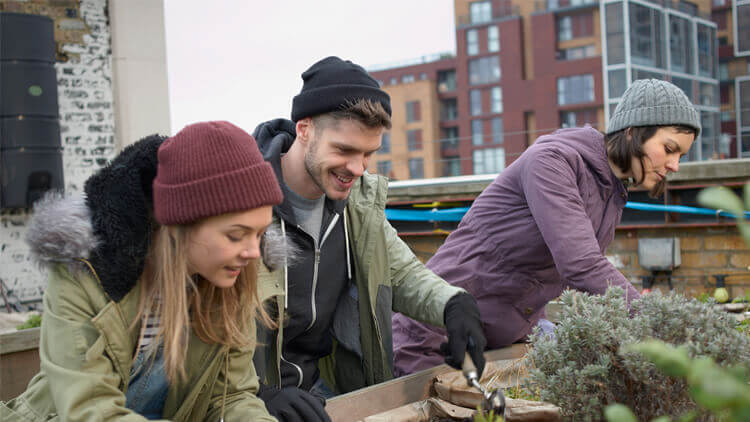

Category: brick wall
[607, 227, 750, 299]
[398, 225, 750, 302]
[0, 0, 115, 308]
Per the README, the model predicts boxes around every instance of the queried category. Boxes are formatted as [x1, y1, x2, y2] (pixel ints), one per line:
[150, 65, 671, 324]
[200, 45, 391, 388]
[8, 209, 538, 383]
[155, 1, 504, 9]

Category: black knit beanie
[291, 56, 392, 122]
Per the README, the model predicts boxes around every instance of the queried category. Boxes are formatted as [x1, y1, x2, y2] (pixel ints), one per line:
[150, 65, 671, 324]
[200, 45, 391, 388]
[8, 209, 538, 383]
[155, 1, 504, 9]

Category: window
[738, 79, 750, 129]
[408, 158, 424, 179]
[606, 2, 625, 65]
[473, 148, 505, 174]
[389, 77, 397, 85]
[379, 132, 391, 154]
[438, 70, 456, 92]
[700, 83, 717, 106]
[558, 45, 596, 60]
[376, 161, 392, 176]
[608, 69, 627, 98]
[468, 56, 501, 85]
[406, 101, 421, 122]
[670, 15, 693, 74]
[467, 29, 479, 56]
[402, 74, 415, 83]
[488, 26, 500, 52]
[697, 24, 716, 78]
[558, 74, 594, 105]
[491, 86, 502, 113]
[419, 72, 428, 80]
[719, 63, 729, 80]
[629, 3, 664, 68]
[407, 129, 422, 151]
[442, 157, 461, 177]
[671, 77, 694, 102]
[471, 120, 484, 146]
[699, 111, 718, 160]
[560, 108, 599, 128]
[558, 16, 572, 41]
[376, 80, 384, 87]
[441, 127, 459, 150]
[491, 117, 503, 144]
[470, 0, 492, 24]
[440, 98, 458, 121]
[738, 3, 750, 54]
[470, 89, 482, 116]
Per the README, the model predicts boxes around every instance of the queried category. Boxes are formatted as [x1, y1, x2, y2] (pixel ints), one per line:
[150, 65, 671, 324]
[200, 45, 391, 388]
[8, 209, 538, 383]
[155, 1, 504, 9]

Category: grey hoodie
[392, 126, 641, 376]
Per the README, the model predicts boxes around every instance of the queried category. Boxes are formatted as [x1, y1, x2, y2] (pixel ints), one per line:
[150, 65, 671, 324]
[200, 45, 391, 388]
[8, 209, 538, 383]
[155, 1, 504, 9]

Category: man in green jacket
[251, 56, 488, 422]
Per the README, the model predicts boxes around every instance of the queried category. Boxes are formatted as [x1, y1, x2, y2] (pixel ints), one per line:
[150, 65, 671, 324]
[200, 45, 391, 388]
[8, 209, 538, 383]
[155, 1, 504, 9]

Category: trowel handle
[462, 351, 478, 379]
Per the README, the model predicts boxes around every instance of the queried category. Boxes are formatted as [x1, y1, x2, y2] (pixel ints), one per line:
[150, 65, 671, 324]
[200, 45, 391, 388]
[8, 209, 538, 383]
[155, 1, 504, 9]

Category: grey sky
[163, 0, 456, 135]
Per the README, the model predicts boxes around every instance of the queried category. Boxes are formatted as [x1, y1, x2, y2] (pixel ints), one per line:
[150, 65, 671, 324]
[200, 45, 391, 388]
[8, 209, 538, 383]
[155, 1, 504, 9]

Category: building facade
[370, 0, 742, 179]
[712, 0, 750, 159]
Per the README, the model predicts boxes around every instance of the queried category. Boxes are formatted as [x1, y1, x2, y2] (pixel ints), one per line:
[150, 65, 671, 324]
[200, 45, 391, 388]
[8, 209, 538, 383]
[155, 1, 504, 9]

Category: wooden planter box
[325, 344, 529, 421]
[1, 330, 538, 421]
[0, 328, 40, 401]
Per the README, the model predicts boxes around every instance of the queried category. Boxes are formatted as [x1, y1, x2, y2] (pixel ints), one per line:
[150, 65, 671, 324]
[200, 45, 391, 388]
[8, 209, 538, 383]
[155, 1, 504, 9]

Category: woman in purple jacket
[391, 79, 701, 376]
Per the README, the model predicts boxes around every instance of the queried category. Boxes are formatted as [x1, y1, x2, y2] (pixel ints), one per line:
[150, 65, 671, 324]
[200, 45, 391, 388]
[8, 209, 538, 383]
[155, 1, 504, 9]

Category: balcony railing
[456, 4, 520, 26]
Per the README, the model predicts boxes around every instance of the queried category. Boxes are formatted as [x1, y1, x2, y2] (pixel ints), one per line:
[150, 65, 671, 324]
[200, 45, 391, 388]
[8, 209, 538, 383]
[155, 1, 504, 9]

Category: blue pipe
[384, 202, 750, 222]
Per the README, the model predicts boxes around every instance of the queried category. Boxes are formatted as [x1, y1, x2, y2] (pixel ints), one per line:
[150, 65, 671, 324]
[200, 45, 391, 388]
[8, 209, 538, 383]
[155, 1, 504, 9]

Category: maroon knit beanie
[153, 121, 283, 225]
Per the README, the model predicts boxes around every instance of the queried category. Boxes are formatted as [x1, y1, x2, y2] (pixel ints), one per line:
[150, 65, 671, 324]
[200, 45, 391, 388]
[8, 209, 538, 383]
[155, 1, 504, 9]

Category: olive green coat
[255, 173, 464, 393]
[1, 263, 276, 422]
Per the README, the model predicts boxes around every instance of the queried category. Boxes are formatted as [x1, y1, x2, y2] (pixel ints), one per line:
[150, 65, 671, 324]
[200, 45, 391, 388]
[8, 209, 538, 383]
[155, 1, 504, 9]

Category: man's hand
[440, 292, 487, 377]
[258, 384, 331, 422]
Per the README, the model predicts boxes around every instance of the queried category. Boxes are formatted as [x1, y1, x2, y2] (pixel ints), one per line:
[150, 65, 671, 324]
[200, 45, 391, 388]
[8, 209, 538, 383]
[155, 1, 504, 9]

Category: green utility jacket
[1, 263, 276, 422]
[256, 173, 464, 393]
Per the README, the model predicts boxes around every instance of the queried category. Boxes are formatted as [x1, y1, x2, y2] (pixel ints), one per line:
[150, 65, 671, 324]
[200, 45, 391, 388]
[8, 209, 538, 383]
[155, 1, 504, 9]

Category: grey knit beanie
[606, 79, 701, 136]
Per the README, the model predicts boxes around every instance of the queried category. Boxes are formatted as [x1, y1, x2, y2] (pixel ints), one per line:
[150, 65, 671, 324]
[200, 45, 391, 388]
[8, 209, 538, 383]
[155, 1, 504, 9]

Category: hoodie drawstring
[220, 350, 229, 422]
[281, 219, 289, 309]
[344, 211, 351, 280]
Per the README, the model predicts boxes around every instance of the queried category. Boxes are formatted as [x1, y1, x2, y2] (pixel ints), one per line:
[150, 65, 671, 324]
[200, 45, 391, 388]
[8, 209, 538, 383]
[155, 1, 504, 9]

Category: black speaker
[0, 12, 63, 208]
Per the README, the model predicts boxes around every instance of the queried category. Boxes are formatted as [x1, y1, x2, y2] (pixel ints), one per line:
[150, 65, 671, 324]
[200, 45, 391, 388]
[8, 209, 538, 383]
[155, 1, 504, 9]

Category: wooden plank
[326, 343, 528, 422]
[0, 328, 40, 354]
[0, 349, 40, 401]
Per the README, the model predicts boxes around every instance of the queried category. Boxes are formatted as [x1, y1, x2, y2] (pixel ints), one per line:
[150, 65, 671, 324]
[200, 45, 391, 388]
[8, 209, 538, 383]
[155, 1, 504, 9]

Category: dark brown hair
[605, 125, 697, 197]
[312, 98, 392, 131]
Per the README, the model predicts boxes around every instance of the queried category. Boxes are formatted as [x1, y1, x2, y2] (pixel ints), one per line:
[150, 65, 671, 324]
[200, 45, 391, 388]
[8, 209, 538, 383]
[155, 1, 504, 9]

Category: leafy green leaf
[625, 341, 690, 377]
[604, 404, 638, 422]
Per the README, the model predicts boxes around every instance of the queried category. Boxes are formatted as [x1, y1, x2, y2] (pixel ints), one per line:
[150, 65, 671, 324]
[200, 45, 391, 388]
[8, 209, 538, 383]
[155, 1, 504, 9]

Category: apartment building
[370, 0, 731, 179]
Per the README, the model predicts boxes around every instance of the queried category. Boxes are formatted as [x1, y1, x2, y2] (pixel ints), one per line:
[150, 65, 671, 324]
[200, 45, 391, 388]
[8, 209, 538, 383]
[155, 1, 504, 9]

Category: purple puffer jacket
[392, 126, 641, 376]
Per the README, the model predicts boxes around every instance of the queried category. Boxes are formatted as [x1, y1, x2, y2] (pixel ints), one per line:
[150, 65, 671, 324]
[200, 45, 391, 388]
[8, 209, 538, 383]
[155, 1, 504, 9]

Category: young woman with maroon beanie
[2, 121, 283, 421]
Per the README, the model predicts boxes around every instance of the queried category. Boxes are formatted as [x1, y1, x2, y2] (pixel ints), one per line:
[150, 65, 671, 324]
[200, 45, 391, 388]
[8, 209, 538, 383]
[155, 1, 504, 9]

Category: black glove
[257, 383, 331, 422]
[440, 292, 487, 377]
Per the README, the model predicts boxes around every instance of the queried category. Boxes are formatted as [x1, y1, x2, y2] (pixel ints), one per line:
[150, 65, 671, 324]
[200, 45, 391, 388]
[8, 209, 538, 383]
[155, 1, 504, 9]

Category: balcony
[456, 4, 520, 27]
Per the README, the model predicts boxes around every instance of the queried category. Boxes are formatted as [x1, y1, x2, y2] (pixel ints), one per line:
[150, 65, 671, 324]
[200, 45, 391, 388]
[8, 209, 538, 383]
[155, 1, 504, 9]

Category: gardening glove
[440, 292, 487, 377]
[257, 383, 331, 422]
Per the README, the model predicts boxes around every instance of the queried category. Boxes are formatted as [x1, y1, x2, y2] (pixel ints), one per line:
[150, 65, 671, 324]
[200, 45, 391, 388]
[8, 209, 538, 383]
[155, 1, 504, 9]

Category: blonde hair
[134, 224, 271, 383]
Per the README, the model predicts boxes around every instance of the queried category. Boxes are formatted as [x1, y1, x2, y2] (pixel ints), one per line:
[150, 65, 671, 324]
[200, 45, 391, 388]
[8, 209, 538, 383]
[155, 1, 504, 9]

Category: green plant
[695, 292, 711, 303]
[731, 289, 750, 304]
[527, 287, 750, 421]
[16, 313, 41, 330]
[605, 341, 750, 422]
[504, 385, 540, 402]
[472, 407, 503, 422]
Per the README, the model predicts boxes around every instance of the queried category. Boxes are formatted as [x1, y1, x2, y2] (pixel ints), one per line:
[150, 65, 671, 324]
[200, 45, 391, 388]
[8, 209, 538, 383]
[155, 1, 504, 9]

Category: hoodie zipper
[305, 213, 339, 331]
[281, 212, 340, 388]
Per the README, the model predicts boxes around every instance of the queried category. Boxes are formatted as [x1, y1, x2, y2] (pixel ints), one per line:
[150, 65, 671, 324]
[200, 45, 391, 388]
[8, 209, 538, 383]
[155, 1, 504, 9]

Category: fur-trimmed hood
[26, 134, 294, 302]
